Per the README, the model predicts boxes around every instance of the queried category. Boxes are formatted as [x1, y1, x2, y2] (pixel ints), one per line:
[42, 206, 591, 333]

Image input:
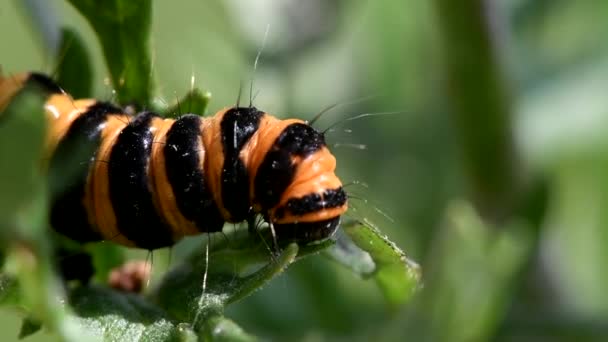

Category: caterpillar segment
[0, 72, 348, 249]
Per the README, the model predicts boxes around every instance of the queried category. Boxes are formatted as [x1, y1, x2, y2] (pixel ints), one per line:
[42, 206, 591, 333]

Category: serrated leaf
[152, 241, 300, 324]
[163, 88, 212, 118]
[55, 27, 94, 98]
[341, 221, 421, 308]
[67, 0, 153, 105]
[152, 226, 333, 333]
[68, 285, 183, 341]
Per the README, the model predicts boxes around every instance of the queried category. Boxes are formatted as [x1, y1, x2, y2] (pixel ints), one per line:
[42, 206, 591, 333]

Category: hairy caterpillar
[0, 72, 348, 250]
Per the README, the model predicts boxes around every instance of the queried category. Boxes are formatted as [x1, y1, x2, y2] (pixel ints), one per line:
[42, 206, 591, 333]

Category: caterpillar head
[213, 106, 348, 244]
[254, 118, 348, 243]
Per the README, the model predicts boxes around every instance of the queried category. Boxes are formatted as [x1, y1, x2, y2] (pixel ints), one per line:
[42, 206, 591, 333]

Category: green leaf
[540, 156, 608, 314]
[152, 241, 300, 324]
[19, 316, 42, 339]
[0, 274, 20, 306]
[152, 226, 332, 334]
[0, 84, 89, 338]
[163, 88, 212, 118]
[0, 84, 46, 236]
[324, 234, 375, 277]
[4, 244, 91, 342]
[55, 27, 94, 98]
[200, 316, 257, 342]
[87, 243, 126, 283]
[403, 201, 534, 341]
[67, 285, 183, 341]
[67, 0, 154, 105]
[340, 221, 421, 308]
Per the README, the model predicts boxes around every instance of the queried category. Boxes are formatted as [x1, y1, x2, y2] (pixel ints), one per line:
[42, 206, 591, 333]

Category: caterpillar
[0, 72, 348, 250]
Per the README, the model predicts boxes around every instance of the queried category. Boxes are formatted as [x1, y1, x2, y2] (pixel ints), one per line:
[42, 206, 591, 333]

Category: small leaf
[163, 88, 212, 118]
[55, 27, 94, 98]
[67, 0, 154, 105]
[19, 316, 42, 339]
[324, 232, 375, 277]
[341, 221, 421, 308]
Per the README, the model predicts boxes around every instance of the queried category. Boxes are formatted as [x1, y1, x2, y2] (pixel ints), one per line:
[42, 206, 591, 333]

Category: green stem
[67, 0, 154, 106]
[433, 0, 522, 222]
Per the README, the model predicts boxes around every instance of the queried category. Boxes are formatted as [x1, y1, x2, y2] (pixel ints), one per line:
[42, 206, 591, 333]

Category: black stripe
[274, 187, 347, 219]
[164, 114, 224, 233]
[109, 112, 173, 249]
[254, 123, 326, 211]
[274, 217, 341, 243]
[49, 102, 121, 243]
[220, 107, 263, 221]
[27, 73, 63, 94]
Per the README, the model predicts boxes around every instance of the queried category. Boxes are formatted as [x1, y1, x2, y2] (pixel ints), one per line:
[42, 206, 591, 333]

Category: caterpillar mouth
[273, 216, 341, 244]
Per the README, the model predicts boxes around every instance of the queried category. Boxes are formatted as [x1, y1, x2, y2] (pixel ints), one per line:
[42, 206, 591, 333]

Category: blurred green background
[2, 0, 608, 340]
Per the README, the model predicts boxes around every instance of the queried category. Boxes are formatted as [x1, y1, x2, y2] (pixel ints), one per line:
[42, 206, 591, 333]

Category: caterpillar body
[0, 72, 348, 250]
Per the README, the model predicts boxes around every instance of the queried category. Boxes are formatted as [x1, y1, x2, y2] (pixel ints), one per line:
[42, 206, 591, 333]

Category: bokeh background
[2, 0, 608, 340]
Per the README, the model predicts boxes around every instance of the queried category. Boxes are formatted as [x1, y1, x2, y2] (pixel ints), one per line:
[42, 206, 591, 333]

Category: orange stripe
[280, 147, 341, 198]
[44, 94, 97, 158]
[201, 108, 229, 220]
[270, 147, 346, 223]
[240, 114, 303, 210]
[149, 117, 200, 238]
[87, 114, 134, 247]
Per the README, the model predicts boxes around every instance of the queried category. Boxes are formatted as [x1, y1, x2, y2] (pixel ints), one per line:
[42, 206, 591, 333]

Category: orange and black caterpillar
[0, 72, 348, 250]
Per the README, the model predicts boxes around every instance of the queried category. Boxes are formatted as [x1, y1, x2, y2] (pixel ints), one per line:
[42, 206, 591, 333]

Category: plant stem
[433, 0, 522, 223]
